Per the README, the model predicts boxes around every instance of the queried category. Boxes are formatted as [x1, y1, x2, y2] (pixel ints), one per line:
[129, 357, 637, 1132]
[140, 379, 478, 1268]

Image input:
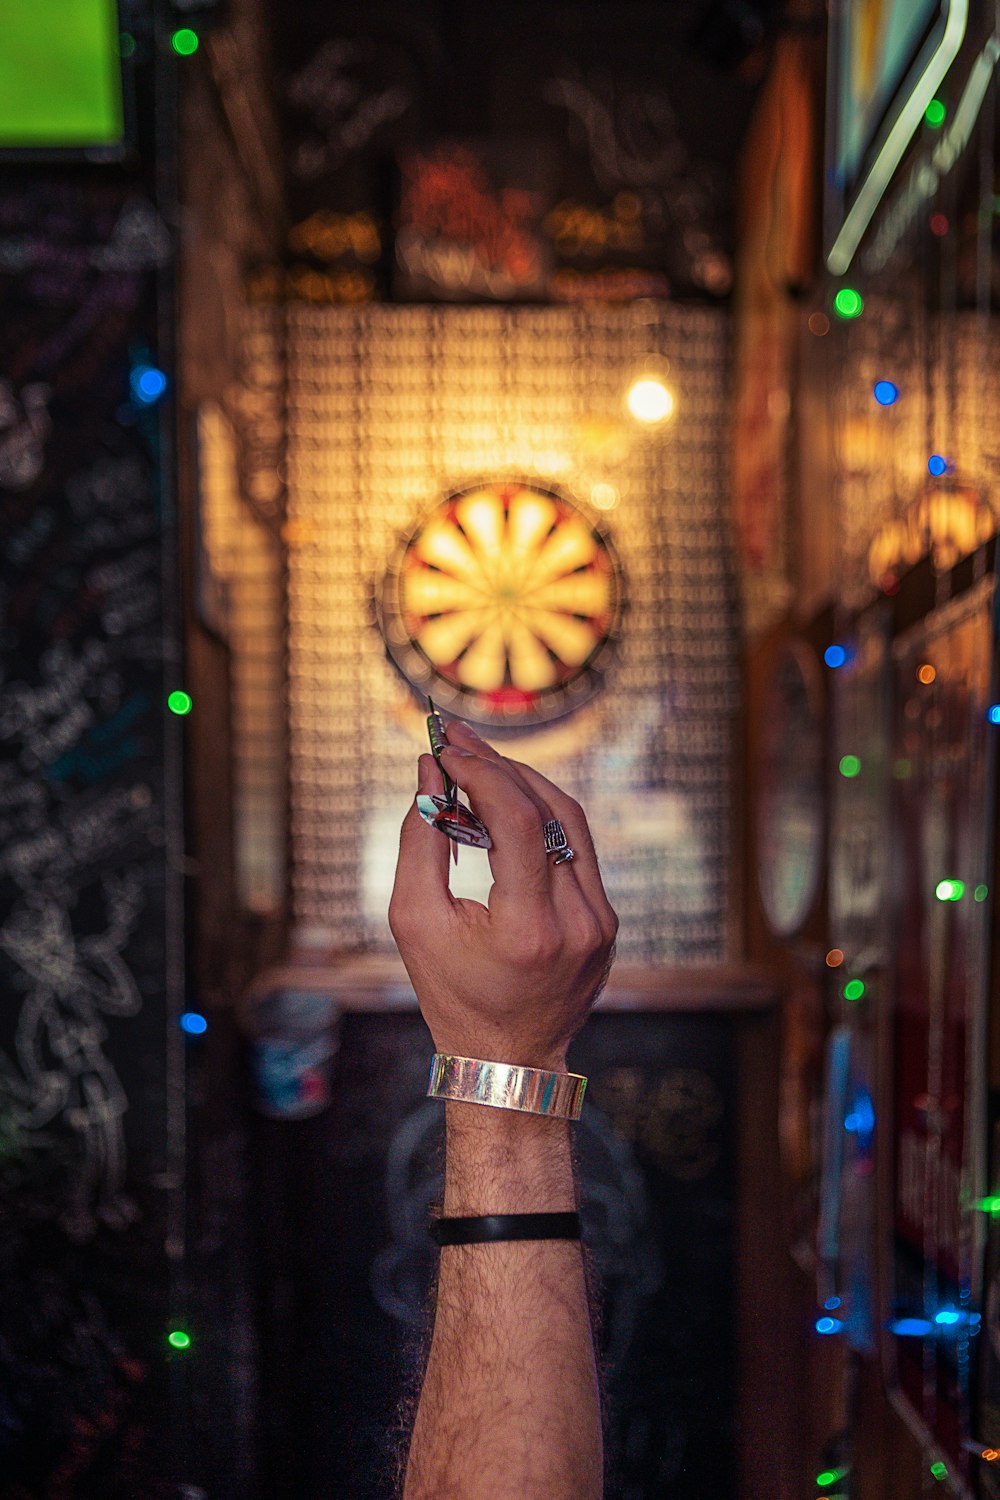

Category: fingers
[446, 719, 618, 943]
[388, 754, 452, 939]
[437, 744, 552, 905]
[442, 719, 589, 921]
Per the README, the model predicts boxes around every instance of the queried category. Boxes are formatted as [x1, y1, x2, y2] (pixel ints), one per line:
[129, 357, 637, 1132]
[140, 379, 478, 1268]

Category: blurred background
[1, 0, 1000, 1496]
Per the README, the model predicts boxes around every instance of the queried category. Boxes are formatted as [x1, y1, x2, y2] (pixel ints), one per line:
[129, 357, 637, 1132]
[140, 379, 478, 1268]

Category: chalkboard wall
[0, 157, 184, 1498]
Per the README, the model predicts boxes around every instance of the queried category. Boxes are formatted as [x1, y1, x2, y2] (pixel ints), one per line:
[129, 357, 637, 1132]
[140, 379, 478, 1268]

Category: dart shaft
[426, 699, 456, 802]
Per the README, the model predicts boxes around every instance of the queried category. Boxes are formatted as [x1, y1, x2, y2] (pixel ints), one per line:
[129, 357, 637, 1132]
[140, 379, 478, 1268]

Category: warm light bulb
[626, 377, 674, 424]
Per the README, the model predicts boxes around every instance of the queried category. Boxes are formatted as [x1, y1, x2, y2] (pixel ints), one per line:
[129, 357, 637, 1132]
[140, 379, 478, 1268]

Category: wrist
[442, 1102, 578, 1217]
[429, 1038, 569, 1073]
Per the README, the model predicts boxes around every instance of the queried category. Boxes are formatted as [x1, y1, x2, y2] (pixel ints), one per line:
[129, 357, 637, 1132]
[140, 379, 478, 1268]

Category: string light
[180, 1012, 208, 1035]
[928, 454, 947, 475]
[931, 1461, 948, 1480]
[167, 691, 193, 716]
[987, 705, 1000, 724]
[930, 213, 949, 237]
[825, 948, 845, 967]
[130, 364, 168, 405]
[925, 98, 947, 127]
[973, 1196, 1000, 1213]
[873, 380, 899, 405]
[815, 1316, 843, 1335]
[171, 28, 199, 55]
[823, 1296, 842, 1310]
[890, 1317, 933, 1336]
[935, 879, 965, 901]
[816, 1469, 846, 1488]
[824, 644, 848, 668]
[833, 288, 864, 318]
[167, 1330, 191, 1349]
[917, 663, 937, 684]
[839, 755, 861, 778]
[843, 978, 865, 1002]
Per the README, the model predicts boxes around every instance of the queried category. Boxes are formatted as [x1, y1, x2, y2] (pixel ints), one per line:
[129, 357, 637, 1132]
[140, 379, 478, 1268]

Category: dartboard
[378, 481, 623, 726]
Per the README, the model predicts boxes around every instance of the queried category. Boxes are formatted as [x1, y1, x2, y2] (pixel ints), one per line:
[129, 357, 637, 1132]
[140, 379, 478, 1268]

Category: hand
[389, 719, 618, 1071]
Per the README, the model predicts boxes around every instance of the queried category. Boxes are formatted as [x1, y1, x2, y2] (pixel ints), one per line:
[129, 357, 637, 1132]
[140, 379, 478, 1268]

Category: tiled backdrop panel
[266, 304, 738, 963]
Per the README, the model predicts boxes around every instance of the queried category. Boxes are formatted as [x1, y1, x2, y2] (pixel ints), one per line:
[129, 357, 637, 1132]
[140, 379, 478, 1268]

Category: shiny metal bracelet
[427, 1054, 588, 1121]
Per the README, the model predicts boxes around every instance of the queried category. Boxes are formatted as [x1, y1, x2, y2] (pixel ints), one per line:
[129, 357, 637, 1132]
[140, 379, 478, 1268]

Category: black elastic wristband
[429, 1212, 582, 1246]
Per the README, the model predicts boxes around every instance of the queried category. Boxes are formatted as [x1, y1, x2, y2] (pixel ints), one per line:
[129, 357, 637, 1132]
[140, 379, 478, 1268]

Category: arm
[389, 720, 617, 1500]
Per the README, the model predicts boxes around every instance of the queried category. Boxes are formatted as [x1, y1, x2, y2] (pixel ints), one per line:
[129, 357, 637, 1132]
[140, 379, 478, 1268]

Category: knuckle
[508, 801, 542, 840]
[568, 907, 602, 955]
[388, 897, 414, 942]
[561, 794, 585, 825]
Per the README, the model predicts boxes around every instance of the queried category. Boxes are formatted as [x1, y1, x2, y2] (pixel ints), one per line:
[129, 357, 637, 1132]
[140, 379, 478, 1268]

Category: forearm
[403, 1103, 603, 1500]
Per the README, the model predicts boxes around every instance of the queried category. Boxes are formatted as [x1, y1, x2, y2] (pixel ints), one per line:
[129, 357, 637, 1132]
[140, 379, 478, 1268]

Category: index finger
[438, 745, 552, 907]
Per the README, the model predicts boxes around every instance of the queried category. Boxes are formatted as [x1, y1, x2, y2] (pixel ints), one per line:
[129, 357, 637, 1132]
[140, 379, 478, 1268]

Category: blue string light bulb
[130, 364, 168, 405]
[873, 380, 899, 406]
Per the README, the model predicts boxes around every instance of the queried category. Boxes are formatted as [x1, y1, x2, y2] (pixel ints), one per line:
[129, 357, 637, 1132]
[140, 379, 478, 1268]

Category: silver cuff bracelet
[427, 1053, 588, 1121]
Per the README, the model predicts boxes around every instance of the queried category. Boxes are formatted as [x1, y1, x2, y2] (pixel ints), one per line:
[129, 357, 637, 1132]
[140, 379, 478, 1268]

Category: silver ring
[543, 819, 569, 856]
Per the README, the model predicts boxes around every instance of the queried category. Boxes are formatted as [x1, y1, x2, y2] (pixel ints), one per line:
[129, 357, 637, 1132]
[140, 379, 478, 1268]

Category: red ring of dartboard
[377, 480, 624, 728]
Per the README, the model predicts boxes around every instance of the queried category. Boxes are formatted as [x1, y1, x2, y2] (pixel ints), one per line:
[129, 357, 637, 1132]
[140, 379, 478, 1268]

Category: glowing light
[839, 755, 861, 779]
[928, 454, 947, 475]
[825, 948, 845, 968]
[891, 1317, 932, 1336]
[935, 1309, 961, 1325]
[808, 312, 830, 336]
[171, 28, 199, 55]
[982, 1449, 1000, 1462]
[975, 884, 989, 901]
[873, 380, 899, 406]
[824, 645, 847, 668]
[816, 1470, 844, 1488]
[975, 1196, 1000, 1213]
[845, 1091, 875, 1135]
[893, 758, 912, 779]
[925, 98, 947, 127]
[988, 705, 1000, 724]
[931, 1462, 948, 1480]
[130, 364, 168, 404]
[843, 979, 865, 1002]
[930, 213, 949, 236]
[168, 1330, 191, 1349]
[626, 377, 674, 423]
[935, 879, 965, 901]
[824, 1296, 842, 1310]
[917, 663, 937, 684]
[589, 483, 619, 511]
[168, 691, 193, 716]
[815, 1316, 843, 1335]
[180, 1012, 208, 1035]
[833, 288, 863, 319]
